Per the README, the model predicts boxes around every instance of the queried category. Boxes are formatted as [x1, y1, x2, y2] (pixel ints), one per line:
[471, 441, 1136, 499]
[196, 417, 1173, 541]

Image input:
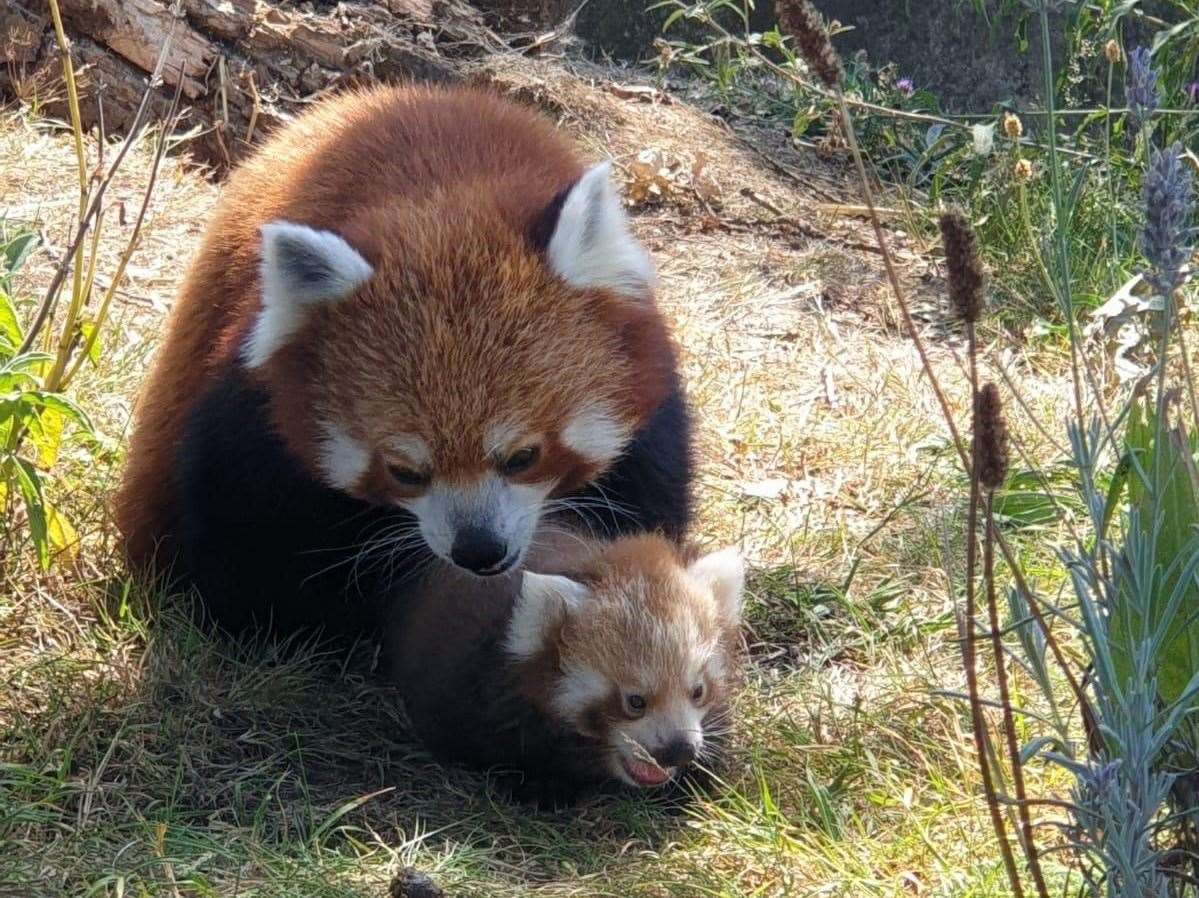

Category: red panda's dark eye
[691, 683, 705, 703]
[501, 446, 539, 475]
[624, 693, 647, 717]
[388, 465, 430, 488]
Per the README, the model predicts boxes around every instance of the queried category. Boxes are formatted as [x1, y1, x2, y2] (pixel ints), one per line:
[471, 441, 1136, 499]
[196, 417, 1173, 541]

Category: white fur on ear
[242, 221, 373, 368]
[546, 161, 656, 299]
[688, 547, 745, 624]
[505, 572, 590, 660]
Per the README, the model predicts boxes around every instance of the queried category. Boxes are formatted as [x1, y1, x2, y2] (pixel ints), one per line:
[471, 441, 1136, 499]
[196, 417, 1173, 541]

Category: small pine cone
[973, 383, 1009, 492]
[939, 211, 986, 323]
[775, 0, 843, 88]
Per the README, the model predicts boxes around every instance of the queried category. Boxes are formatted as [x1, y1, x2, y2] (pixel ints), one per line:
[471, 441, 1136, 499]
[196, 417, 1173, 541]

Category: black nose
[652, 738, 699, 769]
[450, 527, 510, 575]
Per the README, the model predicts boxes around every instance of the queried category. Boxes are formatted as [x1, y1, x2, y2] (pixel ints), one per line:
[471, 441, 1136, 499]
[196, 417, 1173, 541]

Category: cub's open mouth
[621, 757, 674, 787]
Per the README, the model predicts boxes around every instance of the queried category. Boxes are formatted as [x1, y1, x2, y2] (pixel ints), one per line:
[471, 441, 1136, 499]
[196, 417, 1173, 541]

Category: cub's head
[505, 536, 744, 788]
[242, 163, 677, 577]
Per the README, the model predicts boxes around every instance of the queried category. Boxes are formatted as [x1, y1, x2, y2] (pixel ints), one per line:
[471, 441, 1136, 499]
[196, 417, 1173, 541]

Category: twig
[834, 87, 970, 470]
[832, 75, 1026, 898]
[15, 6, 177, 357]
[63, 73, 186, 387]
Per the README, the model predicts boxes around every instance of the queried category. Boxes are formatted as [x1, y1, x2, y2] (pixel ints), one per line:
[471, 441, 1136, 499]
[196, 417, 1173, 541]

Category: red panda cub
[387, 533, 744, 802]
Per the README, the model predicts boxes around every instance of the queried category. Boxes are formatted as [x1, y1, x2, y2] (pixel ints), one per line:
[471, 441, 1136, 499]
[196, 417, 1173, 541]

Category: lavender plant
[1126, 46, 1159, 135]
[773, 4, 1199, 896]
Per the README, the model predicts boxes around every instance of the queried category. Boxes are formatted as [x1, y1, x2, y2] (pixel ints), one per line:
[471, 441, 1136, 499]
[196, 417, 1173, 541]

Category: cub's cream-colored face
[506, 545, 745, 787]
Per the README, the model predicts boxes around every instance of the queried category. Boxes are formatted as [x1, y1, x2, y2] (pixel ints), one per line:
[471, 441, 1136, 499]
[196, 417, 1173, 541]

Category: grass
[5, 5, 1182, 895]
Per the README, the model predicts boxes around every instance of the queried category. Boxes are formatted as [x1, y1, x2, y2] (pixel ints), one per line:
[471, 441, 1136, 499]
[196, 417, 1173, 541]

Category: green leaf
[78, 320, 101, 366]
[1152, 18, 1197, 55]
[0, 289, 21, 352]
[1, 230, 39, 283]
[21, 391, 95, 435]
[1, 351, 52, 378]
[11, 456, 48, 569]
[1111, 399, 1199, 708]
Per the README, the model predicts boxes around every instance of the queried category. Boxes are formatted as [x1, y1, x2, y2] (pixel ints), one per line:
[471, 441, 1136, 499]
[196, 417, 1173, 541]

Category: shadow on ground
[3, 580, 744, 895]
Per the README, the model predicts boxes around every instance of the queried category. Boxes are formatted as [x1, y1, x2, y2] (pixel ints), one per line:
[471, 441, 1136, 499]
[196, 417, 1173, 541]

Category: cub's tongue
[624, 758, 670, 786]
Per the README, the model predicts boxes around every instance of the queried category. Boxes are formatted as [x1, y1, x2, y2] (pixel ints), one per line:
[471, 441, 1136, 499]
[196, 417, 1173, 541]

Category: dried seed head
[973, 383, 1009, 492]
[1104, 39, 1121, 65]
[775, 0, 843, 88]
[939, 211, 986, 323]
[1002, 112, 1023, 140]
[1014, 158, 1034, 182]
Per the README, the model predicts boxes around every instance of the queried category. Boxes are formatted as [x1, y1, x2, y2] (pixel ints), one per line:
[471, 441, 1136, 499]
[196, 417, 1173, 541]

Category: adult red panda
[387, 532, 744, 803]
[114, 84, 692, 634]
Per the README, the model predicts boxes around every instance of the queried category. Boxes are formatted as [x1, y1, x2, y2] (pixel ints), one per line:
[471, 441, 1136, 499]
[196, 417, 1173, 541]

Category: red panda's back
[115, 84, 584, 567]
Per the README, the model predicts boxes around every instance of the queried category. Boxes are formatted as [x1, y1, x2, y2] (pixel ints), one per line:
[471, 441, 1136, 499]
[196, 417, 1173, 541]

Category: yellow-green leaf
[45, 501, 79, 560]
[33, 406, 64, 468]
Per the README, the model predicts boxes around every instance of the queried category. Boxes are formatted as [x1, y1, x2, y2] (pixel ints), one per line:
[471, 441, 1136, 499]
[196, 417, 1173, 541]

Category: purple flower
[1188, 82, 1199, 104]
[895, 77, 915, 98]
[1127, 46, 1158, 130]
[1141, 142, 1195, 297]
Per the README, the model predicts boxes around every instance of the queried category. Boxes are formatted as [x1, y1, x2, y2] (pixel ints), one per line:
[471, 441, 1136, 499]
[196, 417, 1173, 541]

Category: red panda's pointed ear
[537, 162, 656, 300]
[243, 221, 373, 368]
[687, 547, 746, 625]
[505, 572, 590, 660]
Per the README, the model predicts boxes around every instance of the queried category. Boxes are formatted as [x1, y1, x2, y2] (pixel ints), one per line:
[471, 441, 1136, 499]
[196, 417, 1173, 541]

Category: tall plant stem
[1037, 5, 1081, 408]
[1104, 57, 1118, 262]
[985, 494, 1049, 898]
[44, 0, 89, 371]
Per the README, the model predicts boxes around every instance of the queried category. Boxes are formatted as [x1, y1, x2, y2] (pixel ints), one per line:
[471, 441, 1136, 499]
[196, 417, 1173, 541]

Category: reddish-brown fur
[115, 84, 678, 567]
[387, 530, 742, 794]
[515, 535, 740, 729]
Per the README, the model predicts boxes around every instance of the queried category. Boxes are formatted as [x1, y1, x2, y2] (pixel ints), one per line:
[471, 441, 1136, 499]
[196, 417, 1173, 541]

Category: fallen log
[2, 0, 499, 167]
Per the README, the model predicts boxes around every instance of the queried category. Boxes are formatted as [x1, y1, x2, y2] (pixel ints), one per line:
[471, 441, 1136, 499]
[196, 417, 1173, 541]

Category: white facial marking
[551, 665, 609, 724]
[388, 434, 431, 468]
[484, 420, 530, 458]
[400, 474, 554, 570]
[243, 220, 373, 369]
[612, 696, 706, 778]
[316, 422, 371, 491]
[547, 161, 656, 298]
[505, 572, 590, 659]
[561, 403, 631, 466]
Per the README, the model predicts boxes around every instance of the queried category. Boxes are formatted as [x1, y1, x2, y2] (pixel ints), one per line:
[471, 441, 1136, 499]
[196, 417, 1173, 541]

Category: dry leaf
[625, 148, 721, 209]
